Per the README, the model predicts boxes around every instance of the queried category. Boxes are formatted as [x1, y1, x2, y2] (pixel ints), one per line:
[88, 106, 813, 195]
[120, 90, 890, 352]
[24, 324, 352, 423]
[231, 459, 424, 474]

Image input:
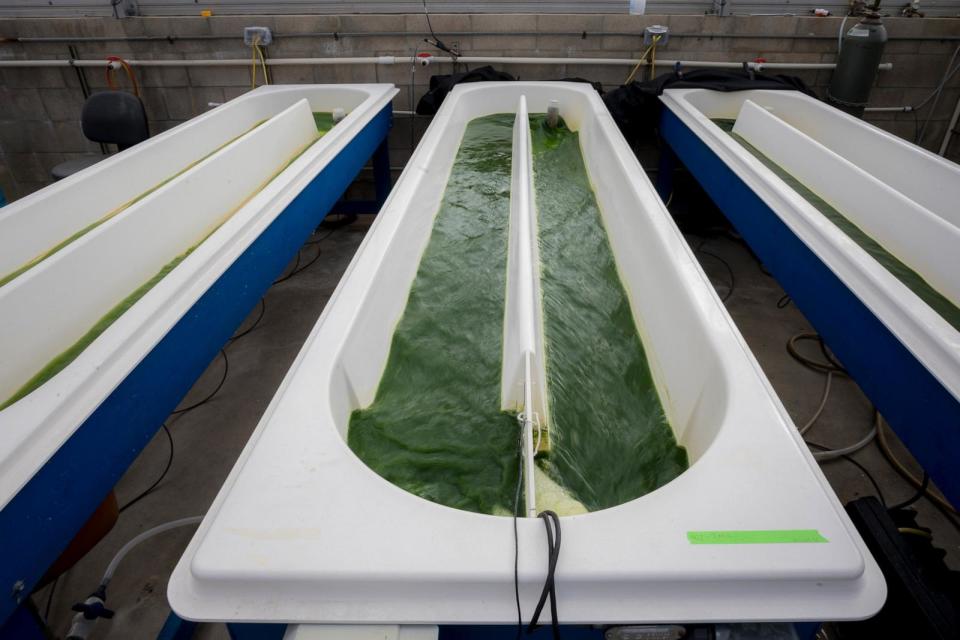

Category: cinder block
[602, 33, 645, 51]
[1, 67, 67, 89]
[866, 87, 906, 107]
[539, 33, 602, 53]
[52, 121, 97, 153]
[921, 18, 960, 38]
[8, 153, 47, 183]
[918, 39, 958, 55]
[37, 87, 85, 122]
[222, 86, 251, 102]
[339, 15, 404, 34]
[141, 17, 212, 38]
[878, 53, 954, 88]
[794, 16, 845, 38]
[792, 38, 837, 55]
[538, 14, 603, 34]
[729, 36, 793, 55]
[137, 62, 191, 89]
[665, 35, 731, 54]
[207, 16, 277, 38]
[0, 121, 56, 153]
[667, 15, 706, 35]
[275, 15, 341, 35]
[932, 88, 960, 119]
[159, 87, 195, 120]
[702, 16, 737, 36]
[365, 34, 419, 53]
[187, 65, 251, 88]
[883, 17, 925, 40]
[0, 159, 18, 202]
[0, 88, 46, 121]
[331, 63, 379, 85]
[471, 14, 537, 34]
[473, 35, 537, 51]
[139, 88, 169, 122]
[405, 13, 470, 34]
[270, 65, 315, 85]
[601, 14, 670, 33]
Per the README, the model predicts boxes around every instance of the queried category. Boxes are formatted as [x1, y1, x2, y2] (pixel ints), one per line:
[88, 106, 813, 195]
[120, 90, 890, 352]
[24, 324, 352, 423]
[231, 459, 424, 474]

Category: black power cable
[527, 510, 562, 639]
[513, 433, 524, 639]
[421, 0, 459, 58]
[118, 423, 174, 513]
[170, 349, 229, 415]
[888, 471, 930, 512]
[228, 298, 266, 343]
[806, 440, 887, 506]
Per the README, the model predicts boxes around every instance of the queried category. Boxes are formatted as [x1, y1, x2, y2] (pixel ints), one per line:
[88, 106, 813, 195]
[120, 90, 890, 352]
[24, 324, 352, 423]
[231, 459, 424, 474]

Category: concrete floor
[32, 203, 960, 638]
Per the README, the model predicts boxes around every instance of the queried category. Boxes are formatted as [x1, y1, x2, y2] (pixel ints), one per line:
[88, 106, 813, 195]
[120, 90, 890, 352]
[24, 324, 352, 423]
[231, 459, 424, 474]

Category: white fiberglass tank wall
[171, 82, 884, 626]
[0, 84, 396, 513]
[659, 88, 960, 410]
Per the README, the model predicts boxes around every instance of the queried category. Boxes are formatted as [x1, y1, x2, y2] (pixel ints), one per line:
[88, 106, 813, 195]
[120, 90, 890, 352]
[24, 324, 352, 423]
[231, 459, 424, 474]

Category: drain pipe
[0, 56, 894, 72]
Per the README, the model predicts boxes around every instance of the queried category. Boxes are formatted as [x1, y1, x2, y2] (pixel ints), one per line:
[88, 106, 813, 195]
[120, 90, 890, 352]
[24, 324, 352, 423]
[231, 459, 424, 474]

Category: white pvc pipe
[0, 56, 894, 72]
[511, 96, 538, 518]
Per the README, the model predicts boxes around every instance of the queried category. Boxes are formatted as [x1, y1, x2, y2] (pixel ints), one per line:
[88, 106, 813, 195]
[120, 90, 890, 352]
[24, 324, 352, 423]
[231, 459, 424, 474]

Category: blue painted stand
[0, 105, 393, 637]
[658, 107, 960, 507]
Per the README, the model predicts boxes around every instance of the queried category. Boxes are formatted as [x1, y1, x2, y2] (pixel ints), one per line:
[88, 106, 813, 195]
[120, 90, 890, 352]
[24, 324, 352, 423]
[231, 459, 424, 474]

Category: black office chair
[51, 91, 150, 181]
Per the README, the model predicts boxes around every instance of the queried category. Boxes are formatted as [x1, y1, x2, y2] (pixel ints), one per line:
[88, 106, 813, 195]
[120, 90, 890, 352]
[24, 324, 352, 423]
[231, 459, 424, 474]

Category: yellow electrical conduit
[0, 120, 270, 290]
[1, 122, 323, 410]
[251, 35, 270, 89]
[623, 34, 662, 86]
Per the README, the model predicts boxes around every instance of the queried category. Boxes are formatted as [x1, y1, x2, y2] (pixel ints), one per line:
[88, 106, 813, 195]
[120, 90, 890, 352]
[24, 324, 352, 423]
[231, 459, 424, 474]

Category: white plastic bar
[733, 99, 960, 306]
[501, 95, 545, 517]
[0, 99, 318, 400]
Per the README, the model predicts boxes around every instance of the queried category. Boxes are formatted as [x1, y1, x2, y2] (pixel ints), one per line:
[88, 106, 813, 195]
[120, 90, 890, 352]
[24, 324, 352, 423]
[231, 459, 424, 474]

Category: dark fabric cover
[416, 66, 515, 115]
[415, 67, 606, 115]
[604, 69, 817, 148]
[81, 91, 150, 150]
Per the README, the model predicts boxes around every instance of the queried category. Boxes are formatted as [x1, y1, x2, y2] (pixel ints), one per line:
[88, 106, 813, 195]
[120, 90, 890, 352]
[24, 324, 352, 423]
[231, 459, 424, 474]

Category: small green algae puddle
[714, 118, 960, 333]
[0, 113, 334, 409]
[348, 114, 688, 515]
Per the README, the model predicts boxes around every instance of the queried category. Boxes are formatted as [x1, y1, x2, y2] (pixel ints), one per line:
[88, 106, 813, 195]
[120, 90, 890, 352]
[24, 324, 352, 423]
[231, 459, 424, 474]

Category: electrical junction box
[243, 26, 272, 46]
[644, 24, 669, 46]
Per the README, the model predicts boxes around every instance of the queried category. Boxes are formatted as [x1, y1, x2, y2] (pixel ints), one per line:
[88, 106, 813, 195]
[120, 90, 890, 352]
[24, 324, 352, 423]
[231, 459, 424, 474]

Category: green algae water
[1, 113, 334, 408]
[348, 115, 520, 515]
[348, 114, 688, 515]
[530, 117, 688, 511]
[714, 118, 960, 333]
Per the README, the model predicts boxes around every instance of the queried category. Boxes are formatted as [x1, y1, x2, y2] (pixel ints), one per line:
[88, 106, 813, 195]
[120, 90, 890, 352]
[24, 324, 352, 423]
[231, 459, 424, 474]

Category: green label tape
[687, 529, 828, 545]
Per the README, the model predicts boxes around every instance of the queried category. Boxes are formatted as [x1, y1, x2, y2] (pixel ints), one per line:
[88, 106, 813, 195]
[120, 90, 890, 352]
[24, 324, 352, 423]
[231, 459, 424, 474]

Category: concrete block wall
[0, 13, 959, 202]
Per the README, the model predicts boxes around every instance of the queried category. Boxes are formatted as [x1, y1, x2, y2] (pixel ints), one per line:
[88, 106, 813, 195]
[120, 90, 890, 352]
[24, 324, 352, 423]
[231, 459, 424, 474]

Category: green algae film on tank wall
[714, 117, 960, 333]
[347, 113, 688, 516]
[0, 113, 336, 410]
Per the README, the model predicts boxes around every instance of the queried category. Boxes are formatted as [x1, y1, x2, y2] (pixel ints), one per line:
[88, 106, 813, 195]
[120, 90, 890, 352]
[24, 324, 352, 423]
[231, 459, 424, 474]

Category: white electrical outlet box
[243, 26, 272, 46]
[643, 24, 669, 46]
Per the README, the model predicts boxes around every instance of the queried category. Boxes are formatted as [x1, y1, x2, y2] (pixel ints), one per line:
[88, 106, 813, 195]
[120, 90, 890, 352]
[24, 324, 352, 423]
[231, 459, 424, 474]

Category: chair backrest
[81, 91, 150, 151]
